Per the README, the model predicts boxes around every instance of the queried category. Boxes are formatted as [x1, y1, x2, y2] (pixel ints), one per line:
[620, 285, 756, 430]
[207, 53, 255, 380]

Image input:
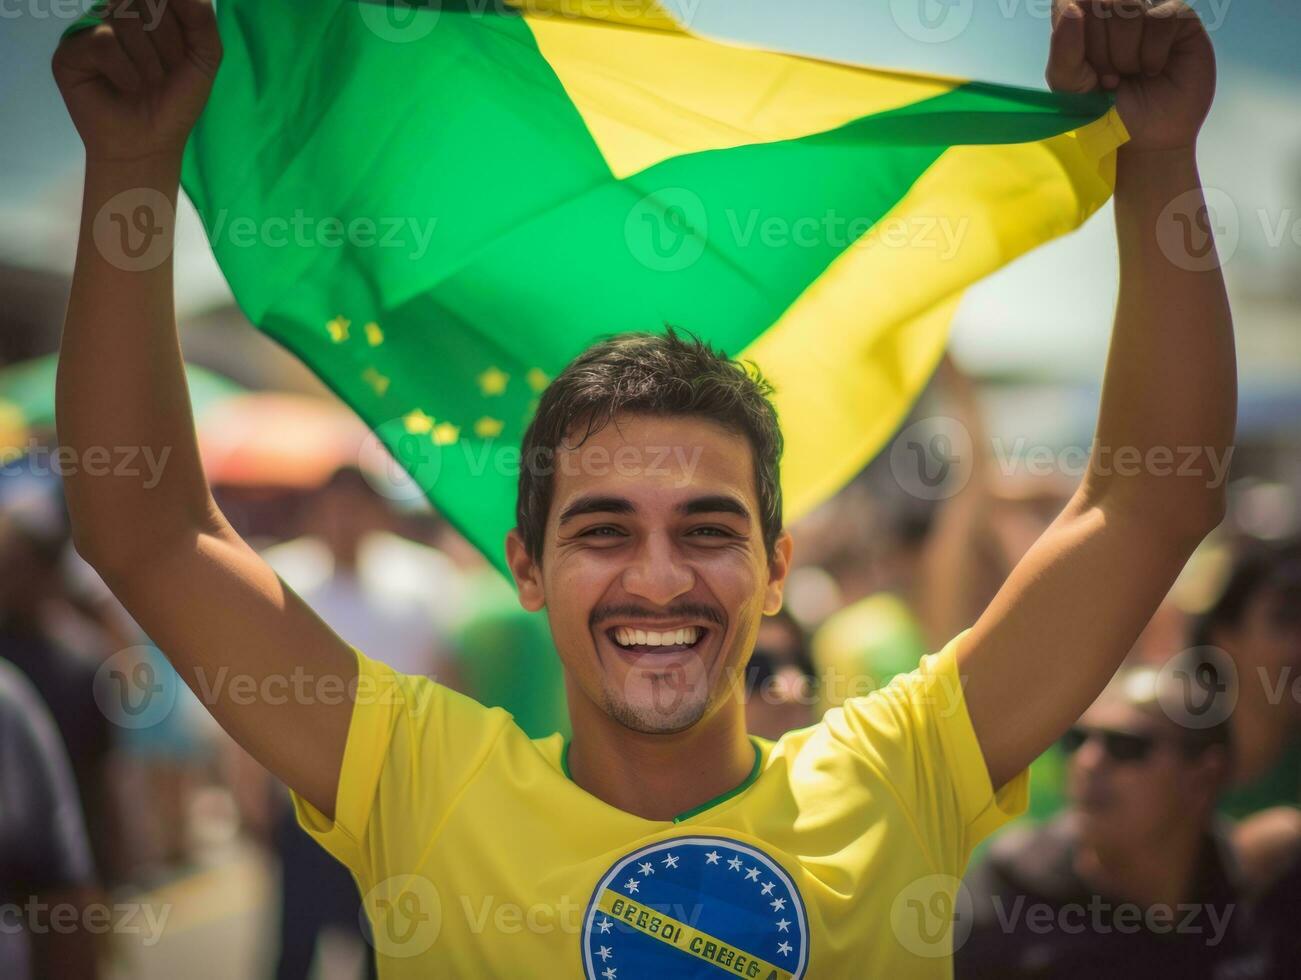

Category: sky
[3, 0, 1298, 383]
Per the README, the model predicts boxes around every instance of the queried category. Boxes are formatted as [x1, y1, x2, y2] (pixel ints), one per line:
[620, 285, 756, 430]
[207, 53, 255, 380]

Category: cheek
[702, 550, 765, 602]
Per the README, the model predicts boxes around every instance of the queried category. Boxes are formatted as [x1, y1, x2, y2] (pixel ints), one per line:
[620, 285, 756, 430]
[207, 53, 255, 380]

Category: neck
[1075, 820, 1206, 909]
[565, 686, 755, 822]
[327, 533, 363, 573]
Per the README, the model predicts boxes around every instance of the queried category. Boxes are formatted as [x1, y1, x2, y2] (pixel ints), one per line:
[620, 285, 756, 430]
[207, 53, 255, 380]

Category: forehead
[550, 413, 756, 517]
[1078, 698, 1161, 735]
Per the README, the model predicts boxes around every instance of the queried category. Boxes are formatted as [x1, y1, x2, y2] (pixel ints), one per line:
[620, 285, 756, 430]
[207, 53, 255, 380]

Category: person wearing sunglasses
[743, 608, 818, 741]
[957, 650, 1258, 979]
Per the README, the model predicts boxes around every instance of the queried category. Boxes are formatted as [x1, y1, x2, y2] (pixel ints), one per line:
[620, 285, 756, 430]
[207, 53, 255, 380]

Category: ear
[763, 529, 794, 616]
[506, 528, 546, 612]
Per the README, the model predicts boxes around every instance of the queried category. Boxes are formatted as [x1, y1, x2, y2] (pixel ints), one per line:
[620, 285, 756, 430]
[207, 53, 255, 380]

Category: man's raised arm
[958, 0, 1235, 789]
[52, 0, 355, 817]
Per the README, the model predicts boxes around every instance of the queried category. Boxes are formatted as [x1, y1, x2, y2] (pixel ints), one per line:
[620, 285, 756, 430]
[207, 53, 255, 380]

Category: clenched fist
[51, 0, 223, 162]
[1047, 0, 1216, 153]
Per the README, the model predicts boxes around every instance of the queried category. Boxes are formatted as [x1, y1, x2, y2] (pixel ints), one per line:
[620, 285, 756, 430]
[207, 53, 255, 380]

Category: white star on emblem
[761, 881, 775, 896]
[597, 946, 613, 962]
[778, 941, 793, 957]
[598, 917, 613, 934]
[623, 878, 640, 894]
[705, 851, 721, 865]
[727, 857, 743, 871]
[602, 968, 617, 980]
[662, 854, 679, 869]
[770, 897, 787, 912]
[638, 862, 654, 876]
[776, 918, 791, 933]
[745, 867, 761, 881]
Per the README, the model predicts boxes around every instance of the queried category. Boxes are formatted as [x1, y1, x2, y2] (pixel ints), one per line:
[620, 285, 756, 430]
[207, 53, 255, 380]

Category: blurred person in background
[958, 652, 1249, 979]
[743, 607, 816, 740]
[0, 659, 100, 979]
[812, 355, 1076, 709]
[1241, 829, 1301, 973]
[262, 466, 458, 683]
[0, 461, 122, 883]
[452, 560, 571, 740]
[258, 465, 460, 980]
[813, 357, 1079, 827]
[1193, 538, 1301, 818]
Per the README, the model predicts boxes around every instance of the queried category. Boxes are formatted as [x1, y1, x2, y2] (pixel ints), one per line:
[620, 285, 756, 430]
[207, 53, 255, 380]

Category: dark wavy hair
[515, 327, 784, 565]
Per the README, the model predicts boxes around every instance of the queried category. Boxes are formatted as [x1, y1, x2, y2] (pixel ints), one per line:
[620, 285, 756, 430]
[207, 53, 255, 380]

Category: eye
[580, 526, 624, 537]
[689, 526, 735, 538]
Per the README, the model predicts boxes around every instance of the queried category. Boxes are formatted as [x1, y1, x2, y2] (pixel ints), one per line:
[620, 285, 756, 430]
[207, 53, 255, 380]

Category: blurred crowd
[0, 354, 1297, 979]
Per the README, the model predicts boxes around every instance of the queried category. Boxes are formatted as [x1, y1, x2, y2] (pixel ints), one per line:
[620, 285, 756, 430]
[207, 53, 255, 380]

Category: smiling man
[52, 0, 1234, 976]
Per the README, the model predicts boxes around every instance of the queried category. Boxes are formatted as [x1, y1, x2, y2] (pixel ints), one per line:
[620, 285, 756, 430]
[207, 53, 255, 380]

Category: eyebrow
[557, 493, 752, 526]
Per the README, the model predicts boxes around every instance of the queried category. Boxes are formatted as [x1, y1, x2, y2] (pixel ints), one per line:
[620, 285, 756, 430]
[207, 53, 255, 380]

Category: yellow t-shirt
[293, 630, 1027, 978]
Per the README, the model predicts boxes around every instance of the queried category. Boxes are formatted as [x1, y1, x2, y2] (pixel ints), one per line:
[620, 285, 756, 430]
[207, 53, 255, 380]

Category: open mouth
[603, 625, 710, 655]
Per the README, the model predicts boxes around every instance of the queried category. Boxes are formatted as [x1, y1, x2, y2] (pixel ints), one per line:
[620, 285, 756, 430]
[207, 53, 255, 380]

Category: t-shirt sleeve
[833, 629, 1029, 874]
[291, 646, 510, 874]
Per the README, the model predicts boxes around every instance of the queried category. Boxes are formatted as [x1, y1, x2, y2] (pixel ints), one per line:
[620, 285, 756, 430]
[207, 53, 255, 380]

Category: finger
[147, 2, 187, 72]
[82, 23, 143, 93]
[1084, 0, 1118, 89]
[170, 0, 223, 72]
[1105, 0, 1147, 77]
[108, 0, 165, 85]
[1047, 4, 1098, 92]
[1140, 1, 1183, 77]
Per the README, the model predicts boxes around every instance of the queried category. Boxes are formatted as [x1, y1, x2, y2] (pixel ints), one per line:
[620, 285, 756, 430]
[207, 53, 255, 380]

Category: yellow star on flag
[477, 366, 510, 396]
[364, 322, 384, 346]
[326, 315, 350, 342]
[361, 367, 390, 396]
[432, 421, 460, 446]
[526, 367, 550, 393]
[474, 416, 504, 438]
[404, 409, 435, 434]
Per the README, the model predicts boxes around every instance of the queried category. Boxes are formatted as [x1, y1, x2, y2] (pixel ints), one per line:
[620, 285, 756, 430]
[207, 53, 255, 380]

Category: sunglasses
[1060, 726, 1159, 764]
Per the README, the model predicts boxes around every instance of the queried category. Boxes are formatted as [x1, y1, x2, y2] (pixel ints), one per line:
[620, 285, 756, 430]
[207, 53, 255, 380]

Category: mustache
[590, 602, 725, 630]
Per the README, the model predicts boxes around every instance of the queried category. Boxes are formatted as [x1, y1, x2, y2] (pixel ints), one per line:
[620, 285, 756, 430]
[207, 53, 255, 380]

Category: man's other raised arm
[959, 1, 1235, 789]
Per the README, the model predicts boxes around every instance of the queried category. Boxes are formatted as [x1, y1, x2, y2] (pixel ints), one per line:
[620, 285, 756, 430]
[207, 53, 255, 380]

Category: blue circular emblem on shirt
[581, 836, 808, 979]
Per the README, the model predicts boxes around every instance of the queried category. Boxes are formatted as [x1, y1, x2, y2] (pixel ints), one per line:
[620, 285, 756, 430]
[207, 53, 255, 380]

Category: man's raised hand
[51, 0, 222, 162]
[1047, 0, 1216, 153]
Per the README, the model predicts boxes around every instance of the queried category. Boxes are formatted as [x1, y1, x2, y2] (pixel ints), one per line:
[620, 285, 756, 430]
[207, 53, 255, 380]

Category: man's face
[1066, 699, 1221, 851]
[508, 413, 792, 734]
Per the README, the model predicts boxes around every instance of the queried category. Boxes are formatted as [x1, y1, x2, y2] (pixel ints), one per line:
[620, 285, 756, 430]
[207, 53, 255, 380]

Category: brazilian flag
[175, 0, 1126, 574]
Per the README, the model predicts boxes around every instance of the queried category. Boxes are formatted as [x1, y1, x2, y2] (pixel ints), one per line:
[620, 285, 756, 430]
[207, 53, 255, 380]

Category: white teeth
[612, 626, 702, 648]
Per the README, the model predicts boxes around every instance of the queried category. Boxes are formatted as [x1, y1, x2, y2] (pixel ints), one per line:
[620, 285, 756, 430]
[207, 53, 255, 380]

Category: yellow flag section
[749, 118, 1126, 516]
[512, 0, 1128, 518]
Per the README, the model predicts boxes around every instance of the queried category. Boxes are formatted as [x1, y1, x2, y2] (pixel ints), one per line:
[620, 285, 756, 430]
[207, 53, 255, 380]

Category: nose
[1072, 736, 1109, 776]
[621, 530, 695, 607]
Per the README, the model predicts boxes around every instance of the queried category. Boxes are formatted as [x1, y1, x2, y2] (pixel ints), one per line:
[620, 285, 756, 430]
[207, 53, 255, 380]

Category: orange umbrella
[198, 392, 371, 489]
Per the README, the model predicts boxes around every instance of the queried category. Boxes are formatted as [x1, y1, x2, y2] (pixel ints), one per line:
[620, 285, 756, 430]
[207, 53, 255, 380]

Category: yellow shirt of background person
[293, 631, 1027, 978]
[812, 592, 928, 716]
